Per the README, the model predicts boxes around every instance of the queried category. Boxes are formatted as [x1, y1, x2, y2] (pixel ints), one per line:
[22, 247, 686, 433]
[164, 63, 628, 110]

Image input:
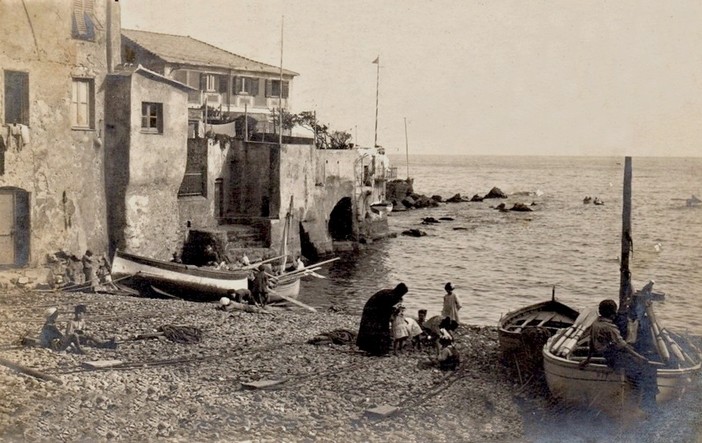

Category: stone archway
[328, 197, 353, 241]
[0, 187, 30, 267]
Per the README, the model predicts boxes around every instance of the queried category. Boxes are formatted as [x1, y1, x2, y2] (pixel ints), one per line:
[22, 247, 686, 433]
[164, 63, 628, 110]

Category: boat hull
[269, 278, 301, 302]
[498, 300, 580, 356]
[543, 336, 701, 415]
[111, 250, 249, 300]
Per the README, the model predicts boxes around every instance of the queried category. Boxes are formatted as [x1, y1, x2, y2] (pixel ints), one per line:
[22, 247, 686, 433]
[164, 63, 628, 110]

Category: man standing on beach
[356, 283, 408, 356]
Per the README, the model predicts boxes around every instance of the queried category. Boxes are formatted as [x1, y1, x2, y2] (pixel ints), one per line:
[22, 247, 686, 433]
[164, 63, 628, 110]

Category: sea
[300, 155, 702, 335]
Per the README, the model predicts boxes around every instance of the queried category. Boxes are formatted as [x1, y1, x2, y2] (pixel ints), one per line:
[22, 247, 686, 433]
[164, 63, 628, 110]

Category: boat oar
[660, 328, 686, 364]
[267, 290, 317, 313]
[645, 302, 670, 363]
[242, 254, 287, 271]
[559, 309, 599, 357]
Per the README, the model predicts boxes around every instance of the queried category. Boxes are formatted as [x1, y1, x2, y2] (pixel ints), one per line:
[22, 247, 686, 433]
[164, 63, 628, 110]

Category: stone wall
[0, 0, 118, 265]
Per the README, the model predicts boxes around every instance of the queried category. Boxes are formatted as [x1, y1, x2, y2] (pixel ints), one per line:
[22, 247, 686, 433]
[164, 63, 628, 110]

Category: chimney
[106, 0, 121, 72]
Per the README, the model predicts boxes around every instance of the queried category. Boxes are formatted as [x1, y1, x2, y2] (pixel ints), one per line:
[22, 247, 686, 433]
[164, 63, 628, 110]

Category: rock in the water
[421, 217, 440, 224]
[453, 227, 468, 231]
[470, 194, 484, 202]
[431, 195, 443, 202]
[493, 203, 508, 212]
[484, 187, 508, 199]
[401, 229, 427, 237]
[401, 196, 416, 208]
[438, 217, 454, 221]
[510, 203, 533, 212]
[445, 193, 463, 203]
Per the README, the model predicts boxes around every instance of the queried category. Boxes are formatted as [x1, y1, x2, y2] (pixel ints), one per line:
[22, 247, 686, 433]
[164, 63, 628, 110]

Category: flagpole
[404, 117, 410, 179]
[373, 56, 380, 147]
[279, 15, 284, 146]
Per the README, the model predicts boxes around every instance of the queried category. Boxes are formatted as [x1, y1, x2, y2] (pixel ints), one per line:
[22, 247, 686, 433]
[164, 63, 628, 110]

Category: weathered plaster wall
[0, 0, 116, 264]
[122, 74, 189, 260]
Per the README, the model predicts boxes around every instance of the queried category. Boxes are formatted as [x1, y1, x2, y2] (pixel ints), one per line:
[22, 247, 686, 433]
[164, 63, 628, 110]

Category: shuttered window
[72, 0, 96, 41]
[71, 78, 94, 129]
[4, 71, 29, 126]
[178, 140, 207, 197]
[233, 77, 259, 95]
[141, 102, 163, 134]
[219, 75, 229, 93]
[265, 79, 289, 98]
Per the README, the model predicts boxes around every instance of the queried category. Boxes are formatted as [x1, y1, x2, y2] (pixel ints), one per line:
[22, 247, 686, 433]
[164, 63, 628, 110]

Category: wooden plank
[0, 357, 63, 384]
[513, 313, 538, 333]
[82, 360, 124, 370]
[365, 405, 400, 419]
[241, 379, 286, 390]
[537, 313, 557, 327]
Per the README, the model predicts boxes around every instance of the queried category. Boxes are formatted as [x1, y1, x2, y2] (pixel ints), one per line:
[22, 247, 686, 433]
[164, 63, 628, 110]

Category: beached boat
[370, 200, 393, 215]
[269, 277, 300, 303]
[544, 330, 701, 416]
[111, 249, 249, 300]
[543, 157, 702, 416]
[498, 289, 579, 357]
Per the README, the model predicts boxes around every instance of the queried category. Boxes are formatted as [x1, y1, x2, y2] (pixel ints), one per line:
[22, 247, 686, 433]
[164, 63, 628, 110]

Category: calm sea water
[301, 155, 702, 335]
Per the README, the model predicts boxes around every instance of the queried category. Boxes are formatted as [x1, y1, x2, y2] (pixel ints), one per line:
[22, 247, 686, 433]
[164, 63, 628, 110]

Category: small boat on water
[111, 249, 249, 300]
[498, 288, 580, 357]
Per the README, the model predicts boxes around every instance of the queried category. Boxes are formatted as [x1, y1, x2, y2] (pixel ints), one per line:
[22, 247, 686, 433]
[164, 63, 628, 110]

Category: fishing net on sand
[307, 329, 357, 345]
[158, 325, 203, 344]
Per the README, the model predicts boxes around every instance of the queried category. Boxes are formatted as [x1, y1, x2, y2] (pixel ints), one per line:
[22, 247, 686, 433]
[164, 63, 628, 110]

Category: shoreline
[0, 288, 700, 442]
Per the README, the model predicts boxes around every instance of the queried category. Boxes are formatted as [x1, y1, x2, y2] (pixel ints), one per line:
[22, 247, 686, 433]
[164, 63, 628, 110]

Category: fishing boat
[370, 200, 393, 215]
[498, 288, 579, 357]
[111, 249, 249, 300]
[543, 157, 702, 416]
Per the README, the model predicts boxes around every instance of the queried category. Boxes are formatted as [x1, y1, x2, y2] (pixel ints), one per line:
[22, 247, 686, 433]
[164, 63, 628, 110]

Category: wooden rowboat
[498, 290, 579, 357]
[269, 277, 300, 303]
[111, 250, 249, 300]
[543, 331, 701, 416]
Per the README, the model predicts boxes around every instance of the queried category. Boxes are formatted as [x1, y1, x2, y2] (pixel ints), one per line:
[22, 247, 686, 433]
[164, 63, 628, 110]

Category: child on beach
[391, 304, 410, 354]
[437, 336, 460, 371]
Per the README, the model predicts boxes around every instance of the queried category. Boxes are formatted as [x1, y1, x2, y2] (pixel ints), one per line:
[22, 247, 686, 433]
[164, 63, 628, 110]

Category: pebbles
[1, 288, 699, 442]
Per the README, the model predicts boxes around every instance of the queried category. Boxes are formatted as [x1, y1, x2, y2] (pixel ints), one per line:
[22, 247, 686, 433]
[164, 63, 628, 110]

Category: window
[141, 102, 163, 134]
[235, 77, 259, 95]
[72, 0, 96, 41]
[265, 79, 289, 98]
[178, 140, 207, 197]
[4, 71, 29, 125]
[71, 78, 94, 129]
[205, 74, 216, 92]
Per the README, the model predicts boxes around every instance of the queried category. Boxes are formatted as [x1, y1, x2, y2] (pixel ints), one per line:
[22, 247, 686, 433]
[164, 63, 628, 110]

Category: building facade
[121, 29, 298, 137]
[0, 0, 121, 267]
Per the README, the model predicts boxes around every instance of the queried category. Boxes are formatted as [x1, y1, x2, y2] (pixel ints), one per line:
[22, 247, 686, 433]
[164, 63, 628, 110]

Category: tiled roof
[110, 64, 196, 92]
[122, 29, 298, 76]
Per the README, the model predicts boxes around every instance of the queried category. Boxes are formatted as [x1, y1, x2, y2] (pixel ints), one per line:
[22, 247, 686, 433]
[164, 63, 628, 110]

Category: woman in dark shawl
[356, 283, 409, 355]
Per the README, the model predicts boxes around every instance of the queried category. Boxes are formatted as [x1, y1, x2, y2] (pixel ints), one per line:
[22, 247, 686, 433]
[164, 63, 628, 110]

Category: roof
[110, 64, 196, 92]
[122, 29, 299, 77]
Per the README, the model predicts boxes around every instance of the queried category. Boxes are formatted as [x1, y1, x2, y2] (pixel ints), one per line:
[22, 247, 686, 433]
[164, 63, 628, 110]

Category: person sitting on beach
[391, 304, 410, 354]
[39, 308, 84, 354]
[406, 315, 424, 350]
[436, 335, 460, 371]
[66, 305, 117, 349]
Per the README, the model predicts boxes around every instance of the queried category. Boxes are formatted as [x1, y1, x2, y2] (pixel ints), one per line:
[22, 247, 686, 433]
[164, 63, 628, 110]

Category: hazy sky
[121, 1, 702, 157]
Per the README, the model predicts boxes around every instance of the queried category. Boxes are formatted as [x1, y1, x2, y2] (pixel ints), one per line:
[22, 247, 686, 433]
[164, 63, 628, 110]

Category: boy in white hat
[39, 308, 84, 353]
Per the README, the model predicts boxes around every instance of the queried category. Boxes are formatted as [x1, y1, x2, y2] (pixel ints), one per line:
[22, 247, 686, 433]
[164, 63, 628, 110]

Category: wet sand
[0, 287, 699, 442]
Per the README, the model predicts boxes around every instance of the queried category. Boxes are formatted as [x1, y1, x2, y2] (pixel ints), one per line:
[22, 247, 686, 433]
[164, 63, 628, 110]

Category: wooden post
[619, 157, 632, 314]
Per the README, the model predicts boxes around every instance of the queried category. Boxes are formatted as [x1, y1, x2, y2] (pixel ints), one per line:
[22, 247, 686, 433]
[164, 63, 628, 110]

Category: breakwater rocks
[387, 180, 521, 211]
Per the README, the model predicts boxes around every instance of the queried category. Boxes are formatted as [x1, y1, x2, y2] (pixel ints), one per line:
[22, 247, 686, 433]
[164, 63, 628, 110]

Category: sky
[121, 0, 702, 157]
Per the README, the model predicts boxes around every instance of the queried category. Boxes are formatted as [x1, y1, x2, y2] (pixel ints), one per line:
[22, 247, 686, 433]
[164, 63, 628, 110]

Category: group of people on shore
[48, 249, 115, 292]
[356, 281, 463, 371]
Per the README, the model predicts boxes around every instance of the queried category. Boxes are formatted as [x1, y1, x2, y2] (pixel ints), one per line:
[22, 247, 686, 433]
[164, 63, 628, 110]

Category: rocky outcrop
[510, 203, 533, 212]
[421, 217, 440, 225]
[470, 194, 484, 202]
[484, 187, 508, 199]
[401, 228, 427, 237]
[445, 193, 465, 203]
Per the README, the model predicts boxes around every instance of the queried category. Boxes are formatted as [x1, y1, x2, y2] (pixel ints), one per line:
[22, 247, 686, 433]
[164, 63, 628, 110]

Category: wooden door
[0, 192, 15, 265]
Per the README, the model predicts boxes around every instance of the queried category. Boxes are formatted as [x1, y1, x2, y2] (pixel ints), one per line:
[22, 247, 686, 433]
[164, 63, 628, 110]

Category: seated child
[66, 305, 117, 349]
[437, 336, 460, 371]
[40, 308, 84, 354]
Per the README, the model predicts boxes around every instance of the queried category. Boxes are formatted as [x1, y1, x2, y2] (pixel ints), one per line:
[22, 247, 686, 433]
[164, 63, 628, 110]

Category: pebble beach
[0, 287, 700, 443]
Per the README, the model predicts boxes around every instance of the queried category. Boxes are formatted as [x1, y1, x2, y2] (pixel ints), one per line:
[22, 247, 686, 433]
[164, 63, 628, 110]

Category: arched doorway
[0, 187, 30, 267]
[328, 197, 353, 241]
